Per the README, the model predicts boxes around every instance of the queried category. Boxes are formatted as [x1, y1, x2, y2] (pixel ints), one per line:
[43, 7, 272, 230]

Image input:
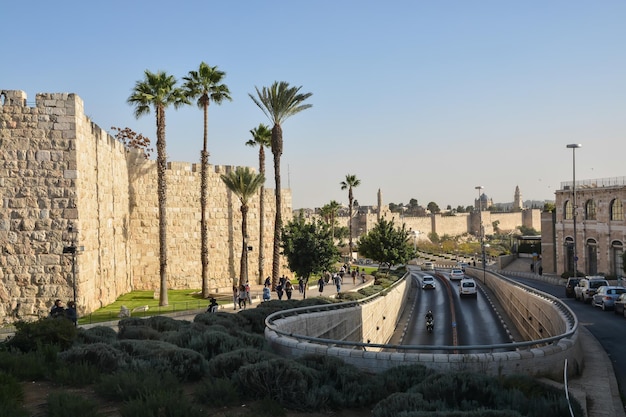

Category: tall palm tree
[249, 81, 312, 289]
[245, 124, 271, 284]
[182, 63, 232, 299]
[128, 70, 188, 306]
[320, 200, 341, 238]
[220, 167, 265, 287]
[340, 174, 361, 263]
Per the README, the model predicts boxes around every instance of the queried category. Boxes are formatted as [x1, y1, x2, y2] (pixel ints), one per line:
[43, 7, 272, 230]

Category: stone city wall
[0, 90, 288, 324]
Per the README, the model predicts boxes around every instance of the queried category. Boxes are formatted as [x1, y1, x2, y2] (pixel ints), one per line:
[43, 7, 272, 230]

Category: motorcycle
[426, 318, 434, 333]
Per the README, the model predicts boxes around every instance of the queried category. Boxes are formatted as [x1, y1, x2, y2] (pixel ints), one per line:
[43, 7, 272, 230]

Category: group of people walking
[49, 299, 77, 326]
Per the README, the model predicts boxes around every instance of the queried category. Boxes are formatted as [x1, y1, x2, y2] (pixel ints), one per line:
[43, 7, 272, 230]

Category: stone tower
[513, 185, 523, 211]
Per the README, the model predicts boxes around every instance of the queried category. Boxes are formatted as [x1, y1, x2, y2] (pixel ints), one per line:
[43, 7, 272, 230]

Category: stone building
[0, 90, 289, 324]
[543, 176, 626, 277]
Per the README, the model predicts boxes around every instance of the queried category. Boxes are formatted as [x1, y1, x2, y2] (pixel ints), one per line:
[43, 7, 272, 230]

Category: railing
[561, 176, 626, 190]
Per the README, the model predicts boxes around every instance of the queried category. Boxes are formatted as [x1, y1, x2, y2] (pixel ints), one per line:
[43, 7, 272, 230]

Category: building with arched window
[543, 176, 626, 278]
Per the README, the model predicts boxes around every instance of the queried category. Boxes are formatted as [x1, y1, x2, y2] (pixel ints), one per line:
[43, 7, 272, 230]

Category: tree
[245, 124, 272, 285]
[249, 81, 313, 290]
[281, 212, 339, 299]
[127, 70, 188, 306]
[517, 225, 540, 236]
[358, 218, 416, 269]
[220, 167, 265, 287]
[110, 126, 153, 159]
[182, 62, 232, 298]
[543, 202, 556, 212]
[319, 200, 341, 238]
[427, 202, 440, 214]
[340, 174, 361, 263]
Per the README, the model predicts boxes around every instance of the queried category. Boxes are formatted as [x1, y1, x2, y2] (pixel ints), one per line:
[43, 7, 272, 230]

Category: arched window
[612, 241, 624, 277]
[610, 199, 624, 221]
[586, 238, 598, 275]
[564, 200, 573, 220]
[585, 199, 596, 220]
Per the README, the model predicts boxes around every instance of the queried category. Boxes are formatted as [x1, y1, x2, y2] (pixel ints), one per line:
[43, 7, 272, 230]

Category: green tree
[182, 62, 232, 298]
[249, 81, 313, 290]
[128, 70, 188, 306]
[281, 212, 339, 299]
[427, 201, 440, 214]
[245, 124, 272, 284]
[340, 174, 361, 262]
[220, 167, 265, 287]
[517, 225, 540, 236]
[358, 218, 416, 269]
[543, 202, 556, 212]
[319, 200, 341, 238]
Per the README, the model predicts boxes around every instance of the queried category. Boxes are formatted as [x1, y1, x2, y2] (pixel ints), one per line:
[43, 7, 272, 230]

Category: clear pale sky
[3, 1, 625, 210]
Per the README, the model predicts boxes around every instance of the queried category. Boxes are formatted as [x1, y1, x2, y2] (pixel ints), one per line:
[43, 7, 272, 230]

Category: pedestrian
[276, 281, 284, 300]
[238, 284, 247, 309]
[245, 282, 251, 304]
[232, 285, 239, 310]
[298, 277, 304, 294]
[49, 299, 65, 319]
[351, 269, 357, 285]
[264, 276, 271, 287]
[318, 276, 325, 294]
[361, 268, 366, 283]
[207, 297, 219, 313]
[333, 273, 342, 293]
[263, 285, 271, 302]
[538, 265, 543, 276]
[285, 280, 293, 300]
[65, 301, 77, 326]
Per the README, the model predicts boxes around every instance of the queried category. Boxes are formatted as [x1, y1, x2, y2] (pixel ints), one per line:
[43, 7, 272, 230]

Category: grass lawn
[78, 289, 210, 325]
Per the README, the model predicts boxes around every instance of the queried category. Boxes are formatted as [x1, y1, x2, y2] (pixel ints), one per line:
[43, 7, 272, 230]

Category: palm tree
[249, 81, 312, 289]
[128, 70, 188, 306]
[182, 63, 232, 299]
[320, 200, 341, 238]
[220, 167, 265, 287]
[340, 174, 361, 263]
[245, 124, 271, 284]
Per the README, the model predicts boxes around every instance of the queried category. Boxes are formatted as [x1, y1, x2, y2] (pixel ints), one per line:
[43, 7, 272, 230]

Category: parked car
[614, 293, 626, 317]
[565, 277, 580, 298]
[574, 277, 609, 303]
[422, 275, 436, 290]
[592, 286, 626, 311]
[459, 278, 477, 297]
[422, 262, 434, 271]
[449, 269, 465, 280]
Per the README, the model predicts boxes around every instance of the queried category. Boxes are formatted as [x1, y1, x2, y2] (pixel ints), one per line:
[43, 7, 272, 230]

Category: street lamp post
[62, 224, 78, 306]
[475, 186, 486, 285]
[566, 144, 582, 278]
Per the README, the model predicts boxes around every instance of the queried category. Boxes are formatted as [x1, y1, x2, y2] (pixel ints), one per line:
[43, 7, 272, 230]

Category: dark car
[565, 277, 580, 298]
[614, 293, 626, 317]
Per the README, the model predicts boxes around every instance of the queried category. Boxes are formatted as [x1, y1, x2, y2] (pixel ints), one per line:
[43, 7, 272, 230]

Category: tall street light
[475, 186, 486, 285]
[62, 224, 78, 306]
[567, 144, 582, 278]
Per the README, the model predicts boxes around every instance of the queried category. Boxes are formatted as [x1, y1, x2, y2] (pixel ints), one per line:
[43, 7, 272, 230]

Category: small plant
[193, 376, 240, 406]
[47, 391, 101, 417]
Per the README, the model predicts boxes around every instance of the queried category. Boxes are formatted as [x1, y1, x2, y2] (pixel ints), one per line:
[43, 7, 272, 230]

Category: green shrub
[0, 402, 30, 417]
[234, 358, 320, 410]
[58, 342, 127, 373]
[143, 315, 190, 332]
[379, 364, 439, 395]
[77, 326, 118, 344]
[0, 344, 59, 380]
[47, 391, 102, 417]
[193, 376, 240, 406]
[208, 348, 278, 378]
[54, 361, 102, 386]
[255, 396, 287, 417]
[7, 318, 77, 352]
[0, 371, 23, 405]
[96, 369, 181, 401]
[118, 324, 161, 340]
[120, 390, 204, 417]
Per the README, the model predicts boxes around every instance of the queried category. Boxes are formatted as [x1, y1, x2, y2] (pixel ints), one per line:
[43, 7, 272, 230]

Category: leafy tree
[319, 200, 341, 238]
[128, 70, 188, 306]
[183, 62, 232, 298]
[110, 126, 153, 159]
[517, 225, 540, 236]
[427, 202, 440, 214]
[456, 205, 466, 213]
[220, 167, 265, 287]
[543, 202, 556, 212]
[245, 124, 272, 284]
[281, 212, 339, 298]
[357, 218, 416, 268]
[249, 81, 313, 290]
[340, 174, 361, 261]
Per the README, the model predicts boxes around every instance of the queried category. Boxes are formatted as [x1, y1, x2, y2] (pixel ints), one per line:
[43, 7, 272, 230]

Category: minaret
[513, 185, 523, 211]
[377, 188, 382, 221]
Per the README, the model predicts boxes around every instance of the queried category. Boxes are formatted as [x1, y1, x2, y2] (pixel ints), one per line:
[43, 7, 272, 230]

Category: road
[502, 274, 626, 403]
[401, 266, 511, 353]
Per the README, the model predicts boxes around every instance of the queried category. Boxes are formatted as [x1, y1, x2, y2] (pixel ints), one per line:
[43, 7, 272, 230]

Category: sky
[2, 1, 625, 210]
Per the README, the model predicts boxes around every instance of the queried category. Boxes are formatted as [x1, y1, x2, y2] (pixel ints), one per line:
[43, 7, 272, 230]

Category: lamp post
[566, 144, 582, 278]
[62, 224, 78, 305]
[475, 186, 486, 285]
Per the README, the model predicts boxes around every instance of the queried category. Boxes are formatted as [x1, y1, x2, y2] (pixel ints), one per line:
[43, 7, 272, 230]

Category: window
[564, 200, 573, 220]
[585, 199, 596, 220]
[610, 199, 624, 221]
[613, 241, 624, 277]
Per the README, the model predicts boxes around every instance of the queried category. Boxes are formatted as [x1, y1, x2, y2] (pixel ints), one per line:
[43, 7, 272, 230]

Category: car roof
[423, 275, 434, 279]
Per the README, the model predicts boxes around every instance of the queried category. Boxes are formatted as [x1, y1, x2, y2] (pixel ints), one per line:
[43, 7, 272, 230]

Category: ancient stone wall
[0, 90, 287, 324]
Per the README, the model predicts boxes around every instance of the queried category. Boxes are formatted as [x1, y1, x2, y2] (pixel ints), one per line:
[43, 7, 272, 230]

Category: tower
[513, 185, 523, 211]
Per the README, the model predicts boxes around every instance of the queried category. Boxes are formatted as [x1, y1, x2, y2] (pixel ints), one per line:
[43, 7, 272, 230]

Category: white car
[422, 262, 435, 271]
[449, 269, 464, 280]
[459, 278, 477, 297]
[422, 275, 436, 290]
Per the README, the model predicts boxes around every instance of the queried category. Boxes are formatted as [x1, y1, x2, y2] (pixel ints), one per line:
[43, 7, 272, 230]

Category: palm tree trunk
[258, 147, 265, 285]
[156, 106, 169, 306]
[240, 205, 249, 287]
[271, 124, 283, 290]
[200, 102, 209, 298]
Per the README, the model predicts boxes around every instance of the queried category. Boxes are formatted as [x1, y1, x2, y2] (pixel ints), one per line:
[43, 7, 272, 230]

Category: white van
[422, 262, 434, 271]
[459, 278, 477, 297]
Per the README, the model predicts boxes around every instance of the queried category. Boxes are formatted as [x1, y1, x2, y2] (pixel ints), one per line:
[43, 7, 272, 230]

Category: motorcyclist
[425, 310, 434, 321]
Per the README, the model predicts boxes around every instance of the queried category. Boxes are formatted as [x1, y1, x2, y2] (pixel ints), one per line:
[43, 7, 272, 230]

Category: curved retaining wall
[265, 271, 583, 379]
